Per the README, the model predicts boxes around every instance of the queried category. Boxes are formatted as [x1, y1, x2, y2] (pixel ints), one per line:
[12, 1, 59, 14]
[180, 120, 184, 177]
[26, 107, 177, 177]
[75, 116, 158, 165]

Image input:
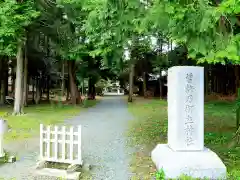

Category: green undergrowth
[127, 98, 239, 179]
[0, 150, 10, 165]
[0, 99, 99, 142]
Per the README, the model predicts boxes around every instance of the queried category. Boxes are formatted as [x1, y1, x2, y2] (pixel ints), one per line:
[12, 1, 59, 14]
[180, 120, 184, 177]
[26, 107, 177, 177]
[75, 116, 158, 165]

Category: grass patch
[127, 98, 239, 179]
[82, 98, 100, 108]
[0, 99, 99, 142]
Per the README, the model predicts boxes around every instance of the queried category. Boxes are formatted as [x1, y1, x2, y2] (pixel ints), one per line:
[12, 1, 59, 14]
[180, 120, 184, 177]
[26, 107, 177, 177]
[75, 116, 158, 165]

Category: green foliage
[0, 0, 40, 56]
[96, 79, 108, 89]
[143, 0, 240, 64]
[155, 169, 165, 180]
[54, 0, 240, 69]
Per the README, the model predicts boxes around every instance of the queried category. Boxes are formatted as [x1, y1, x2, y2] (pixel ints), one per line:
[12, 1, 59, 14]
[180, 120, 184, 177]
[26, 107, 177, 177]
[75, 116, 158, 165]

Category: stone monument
[151, 66, 226, 179]
[0, 119, 16, 163]
[0, 119, 7, 158]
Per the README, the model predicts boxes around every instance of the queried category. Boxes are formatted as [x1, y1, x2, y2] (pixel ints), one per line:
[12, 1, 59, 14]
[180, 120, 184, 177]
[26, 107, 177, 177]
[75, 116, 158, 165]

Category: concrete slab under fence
[33, 167, 81, 180]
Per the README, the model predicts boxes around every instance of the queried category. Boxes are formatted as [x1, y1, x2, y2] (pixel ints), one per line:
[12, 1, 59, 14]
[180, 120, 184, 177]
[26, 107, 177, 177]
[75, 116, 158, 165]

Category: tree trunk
[66, 85, 70, 101]
[13, 43, 24, 115]
[32, 77, 35, 103]
[158, 34, 163, 99]
[236, 88, 240, 129]
[69, 61, 76, 104]
[23, 50, 28, 106]
[75, 84, 81, 103]
[12, 76, 15, 94]
[61, 60, 65, 98]
[209, 65, 212, 94]
[46, 76, 50, 101]
[235, 65, 239, 94]
[0, 59, 2, 104]
[4, 64, 8, 97]
[82, 79, 84, 96]
[68, 61, 79, 104]
[142, 72, 147, 98]
[0, 59, 5, 105]
[40, 85, 43, 100]
[0, 80, 5, 105]
[128, 63, 134, 102]
[159, 68, 163, 99]
[35, 78, 40, 104]
[204, 64, 209, 96]
[87, 78, 92, 99]
[87, 77, 96, 100]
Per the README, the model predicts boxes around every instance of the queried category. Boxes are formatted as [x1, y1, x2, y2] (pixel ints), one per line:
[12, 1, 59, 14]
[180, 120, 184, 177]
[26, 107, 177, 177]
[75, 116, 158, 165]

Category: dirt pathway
[0, 96, 133, 180]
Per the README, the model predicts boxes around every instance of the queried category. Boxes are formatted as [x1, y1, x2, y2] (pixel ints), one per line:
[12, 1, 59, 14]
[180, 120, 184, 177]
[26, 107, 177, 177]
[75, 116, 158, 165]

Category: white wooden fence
[39, 124, 82, 165]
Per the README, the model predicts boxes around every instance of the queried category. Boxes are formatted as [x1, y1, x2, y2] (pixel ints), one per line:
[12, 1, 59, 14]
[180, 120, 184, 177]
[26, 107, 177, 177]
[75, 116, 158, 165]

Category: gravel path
[0, 96, 133, 180]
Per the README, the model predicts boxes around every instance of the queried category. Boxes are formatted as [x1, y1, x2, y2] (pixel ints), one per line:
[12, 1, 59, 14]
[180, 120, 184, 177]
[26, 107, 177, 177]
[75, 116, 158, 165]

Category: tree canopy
[1, 0, 240, 112]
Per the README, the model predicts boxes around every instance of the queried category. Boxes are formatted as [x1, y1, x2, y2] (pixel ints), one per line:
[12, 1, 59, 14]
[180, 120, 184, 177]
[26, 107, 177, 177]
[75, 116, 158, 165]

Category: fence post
[40, 124, 43, 159]
[47, 126, 51, 159]
[77, 125, 82, 164]
[54, 126, 58, 161]
[62, 126, 66, 161]
[70, 126, 74, 161]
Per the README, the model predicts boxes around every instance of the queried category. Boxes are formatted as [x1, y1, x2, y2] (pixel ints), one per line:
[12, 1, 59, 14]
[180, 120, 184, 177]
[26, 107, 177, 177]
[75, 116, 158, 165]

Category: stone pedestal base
[151, 144, 226, 179]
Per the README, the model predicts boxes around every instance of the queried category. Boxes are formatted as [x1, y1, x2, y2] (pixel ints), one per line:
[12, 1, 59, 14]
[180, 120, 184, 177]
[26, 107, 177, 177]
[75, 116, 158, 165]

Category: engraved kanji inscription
[185, 84, 195, 94]
[186, 72, 193, 83]
[185, 115, 194, 124]
[186, 95, 193, 103]
[185, 104, 194, 113]
[184, 124, 194, 135]
[185, 136, 194, 146]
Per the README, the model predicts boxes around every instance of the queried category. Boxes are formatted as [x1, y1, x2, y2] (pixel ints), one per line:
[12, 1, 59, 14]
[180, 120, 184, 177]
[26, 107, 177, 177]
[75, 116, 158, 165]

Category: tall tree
[0, 0, 40, 114]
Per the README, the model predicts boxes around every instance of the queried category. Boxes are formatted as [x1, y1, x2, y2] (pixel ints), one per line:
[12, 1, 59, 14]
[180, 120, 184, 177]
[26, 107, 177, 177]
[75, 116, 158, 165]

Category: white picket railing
[39, 124, 82, 165]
